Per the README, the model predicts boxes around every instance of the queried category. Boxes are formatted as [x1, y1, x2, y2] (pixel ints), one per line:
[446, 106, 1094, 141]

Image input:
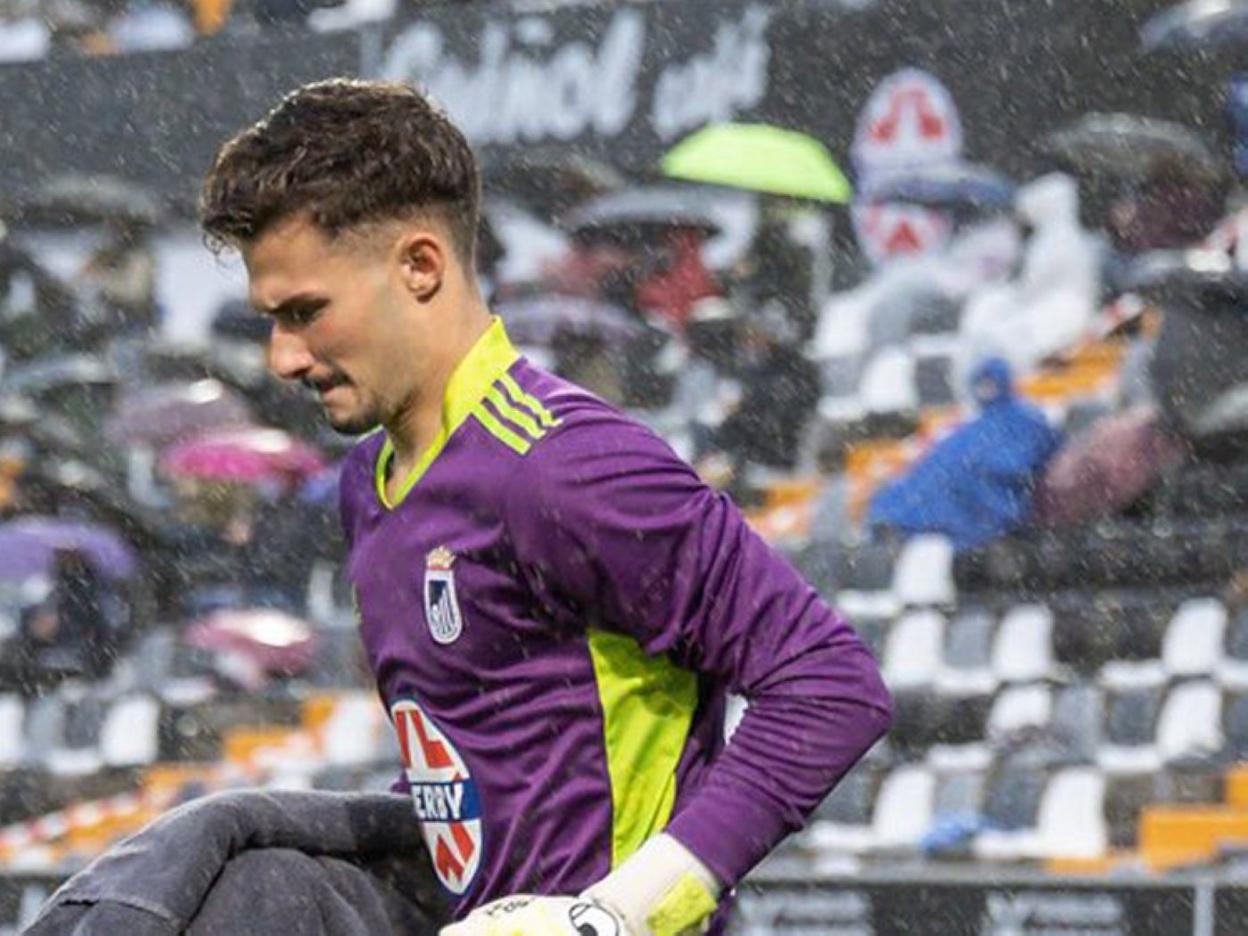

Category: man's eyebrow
[255, 294, 328, 317]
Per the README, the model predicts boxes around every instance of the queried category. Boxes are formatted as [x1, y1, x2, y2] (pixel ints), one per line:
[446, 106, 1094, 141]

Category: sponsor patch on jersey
[391, 698, 484, 895]
[424, 546, 464, 645]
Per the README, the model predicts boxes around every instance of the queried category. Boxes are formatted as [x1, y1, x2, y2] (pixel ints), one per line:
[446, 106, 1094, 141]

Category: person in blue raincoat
[867, 357, 1061, 551]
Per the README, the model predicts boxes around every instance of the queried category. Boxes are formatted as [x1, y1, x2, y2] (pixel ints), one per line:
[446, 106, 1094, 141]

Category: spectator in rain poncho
[867, 357, 1060, 551]
[810, 204, 1021, 367]
[959, 173, 1101, 377]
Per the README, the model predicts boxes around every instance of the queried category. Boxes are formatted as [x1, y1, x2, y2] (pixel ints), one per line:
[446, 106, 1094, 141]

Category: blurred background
[1, 0, 1248, 932]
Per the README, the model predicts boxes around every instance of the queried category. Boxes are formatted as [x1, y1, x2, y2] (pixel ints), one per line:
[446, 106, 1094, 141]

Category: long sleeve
[507, 411, 892, 887]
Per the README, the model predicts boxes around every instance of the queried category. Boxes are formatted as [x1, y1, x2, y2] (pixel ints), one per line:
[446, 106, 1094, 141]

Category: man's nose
[267, 322, 314, 381]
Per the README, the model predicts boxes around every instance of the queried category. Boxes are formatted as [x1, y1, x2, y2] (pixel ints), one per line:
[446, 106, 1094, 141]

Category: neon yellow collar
[374, 316, 518, 509]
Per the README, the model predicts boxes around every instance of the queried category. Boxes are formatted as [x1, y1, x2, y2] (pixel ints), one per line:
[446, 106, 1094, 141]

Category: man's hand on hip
[440, 895, 631, 936]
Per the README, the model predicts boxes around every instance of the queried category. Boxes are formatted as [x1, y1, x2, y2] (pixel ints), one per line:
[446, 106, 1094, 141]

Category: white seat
[101, 695, 160, 767]
[883, 610, 945, 690]
[892, 534, 955, 607]
[991, 604, 1054, 683]
[1163, 598, 1227, 678]
[976, 768, 1106, 860]
[987, 684, 1052, 740]
[0, 695, 24, 766]
[860, 346, 917, 414]
[321, 692, 388, 765]
[1033, 768, 1107, 859]
[1099, 659, 1168, 692]
[1156, 680, 1223, 762]
[809, 764, 935, 855]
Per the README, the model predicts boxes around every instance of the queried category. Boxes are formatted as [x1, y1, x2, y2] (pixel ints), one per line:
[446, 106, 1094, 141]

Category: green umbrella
[661, 122, 852, 204]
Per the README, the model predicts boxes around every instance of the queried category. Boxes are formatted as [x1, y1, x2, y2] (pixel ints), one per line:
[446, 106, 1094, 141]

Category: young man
[199, 78, 891, 936]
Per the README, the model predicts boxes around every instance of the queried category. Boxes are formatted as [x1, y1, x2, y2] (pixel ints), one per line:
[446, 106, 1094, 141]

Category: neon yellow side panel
[587, 629, 699, 870]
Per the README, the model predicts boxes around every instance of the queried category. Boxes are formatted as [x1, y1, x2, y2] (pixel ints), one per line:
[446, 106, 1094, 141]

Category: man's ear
[396, 231, 445, 302]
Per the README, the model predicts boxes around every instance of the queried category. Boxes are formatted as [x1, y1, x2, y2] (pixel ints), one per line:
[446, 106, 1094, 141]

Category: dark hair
[200, 78, 480, 262]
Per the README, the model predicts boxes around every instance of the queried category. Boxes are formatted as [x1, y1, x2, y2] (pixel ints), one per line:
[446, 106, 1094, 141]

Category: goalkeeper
[37, 79, 891, 936]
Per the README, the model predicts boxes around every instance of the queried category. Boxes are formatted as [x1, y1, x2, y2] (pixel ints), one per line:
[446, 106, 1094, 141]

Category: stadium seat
[1049, 681, 1103, 763]
[931, 768, 986, 819]
[819, 352, 866, 399]
[102, 695, 160, 767]
[987, 684, 1053, 740]
[1111, 592, 1173, 662]
[808, 764, 935, 855]
[837, 540, 902, 591]
[1223, 690, 1248, 759]
[317, 692, 387, 766]
[991, 604, 1054, 683]
[1050, 596, 1119, 676]
[1105, 773, 1156, 849]
[813, 759, 885, 826]
[1156, 680, 1223, 764]
[980, 760, 1048, 833]
[892, 534, 955, 608]
[1163, 598, 1228, 679]
[860, 346, 918, 415]
[934, 606, 998, 696]
[910, 335, 960, 407]
[1219, 607, 1248, 689]
[976, 767, 1107, 860]
[0, 695, 24, 766]
[1096, 684, 1165, 774]
[24, 694, 66, 759]
[882, 609, 945, 690]
[927, 683, 1054, 772]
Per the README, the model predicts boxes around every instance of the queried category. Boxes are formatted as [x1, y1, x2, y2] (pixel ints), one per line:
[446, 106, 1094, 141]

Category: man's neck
[384, 301, 492, 482]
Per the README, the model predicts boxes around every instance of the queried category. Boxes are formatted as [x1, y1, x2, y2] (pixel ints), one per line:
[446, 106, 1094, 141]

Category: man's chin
[324, 408, 380, 437]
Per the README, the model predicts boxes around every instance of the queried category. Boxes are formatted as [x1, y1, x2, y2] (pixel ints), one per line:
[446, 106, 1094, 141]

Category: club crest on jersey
[391, 699, 484, 895]
[424, 546, 463, 645]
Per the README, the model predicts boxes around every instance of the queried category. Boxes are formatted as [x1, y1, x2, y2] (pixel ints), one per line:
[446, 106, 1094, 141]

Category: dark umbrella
[1042, 113, 1223, 181]
[862, 162, 1016, 210]
[1142, 0, 1248, 51]
[1124, 247, 1248, 304]
[22, 173, 163, 228]
[0, 354, 118, 397]
[0, 516, 137, 582]
[483, 149, 625, 222]
[495, 295, 642, 346]
[563, 186, 723, 241]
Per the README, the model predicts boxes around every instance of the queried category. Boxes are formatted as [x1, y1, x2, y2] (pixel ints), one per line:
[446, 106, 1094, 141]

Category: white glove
[440, 894, 631, 936]
[581, 834, 720, 936]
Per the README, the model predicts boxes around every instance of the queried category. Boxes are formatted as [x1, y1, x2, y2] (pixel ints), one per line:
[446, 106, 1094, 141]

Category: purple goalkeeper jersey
[339, 318, 891, 923]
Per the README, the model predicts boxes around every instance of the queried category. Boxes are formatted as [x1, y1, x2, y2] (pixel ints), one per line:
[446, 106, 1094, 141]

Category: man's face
[244, 215, 423, 435]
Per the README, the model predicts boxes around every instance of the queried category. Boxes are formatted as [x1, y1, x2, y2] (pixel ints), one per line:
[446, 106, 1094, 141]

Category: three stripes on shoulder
[473, 373, 561, 455]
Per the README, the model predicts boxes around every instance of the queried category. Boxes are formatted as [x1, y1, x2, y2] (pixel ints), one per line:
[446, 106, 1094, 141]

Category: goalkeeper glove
[580, 833, 720, 936]
[439, 894, 629, 936]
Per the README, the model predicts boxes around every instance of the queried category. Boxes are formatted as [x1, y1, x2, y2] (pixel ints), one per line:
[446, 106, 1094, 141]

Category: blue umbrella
[862, 162, 1016, 210]
[1142, 0, 1248, 52]
[0, 516, 137, 582]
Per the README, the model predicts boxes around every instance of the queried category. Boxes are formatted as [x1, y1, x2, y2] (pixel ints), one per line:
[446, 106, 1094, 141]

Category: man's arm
[507, 414, 892, 923]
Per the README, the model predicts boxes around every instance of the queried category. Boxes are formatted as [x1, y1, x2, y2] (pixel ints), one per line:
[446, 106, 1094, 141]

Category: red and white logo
[851, 68, 963, 266]
[391, 699, 483, 895]
[852, 68, 962, 173]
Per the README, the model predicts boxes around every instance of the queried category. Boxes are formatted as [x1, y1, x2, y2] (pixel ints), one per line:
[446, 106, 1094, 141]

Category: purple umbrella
[184, 608, 319, 691]
[161, 427, 326, 486]
[105, 379, 252, 448]
[0, 516, 137, 582]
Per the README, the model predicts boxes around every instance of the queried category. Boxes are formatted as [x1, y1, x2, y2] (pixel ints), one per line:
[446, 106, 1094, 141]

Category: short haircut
[200, 78, 480, 263]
